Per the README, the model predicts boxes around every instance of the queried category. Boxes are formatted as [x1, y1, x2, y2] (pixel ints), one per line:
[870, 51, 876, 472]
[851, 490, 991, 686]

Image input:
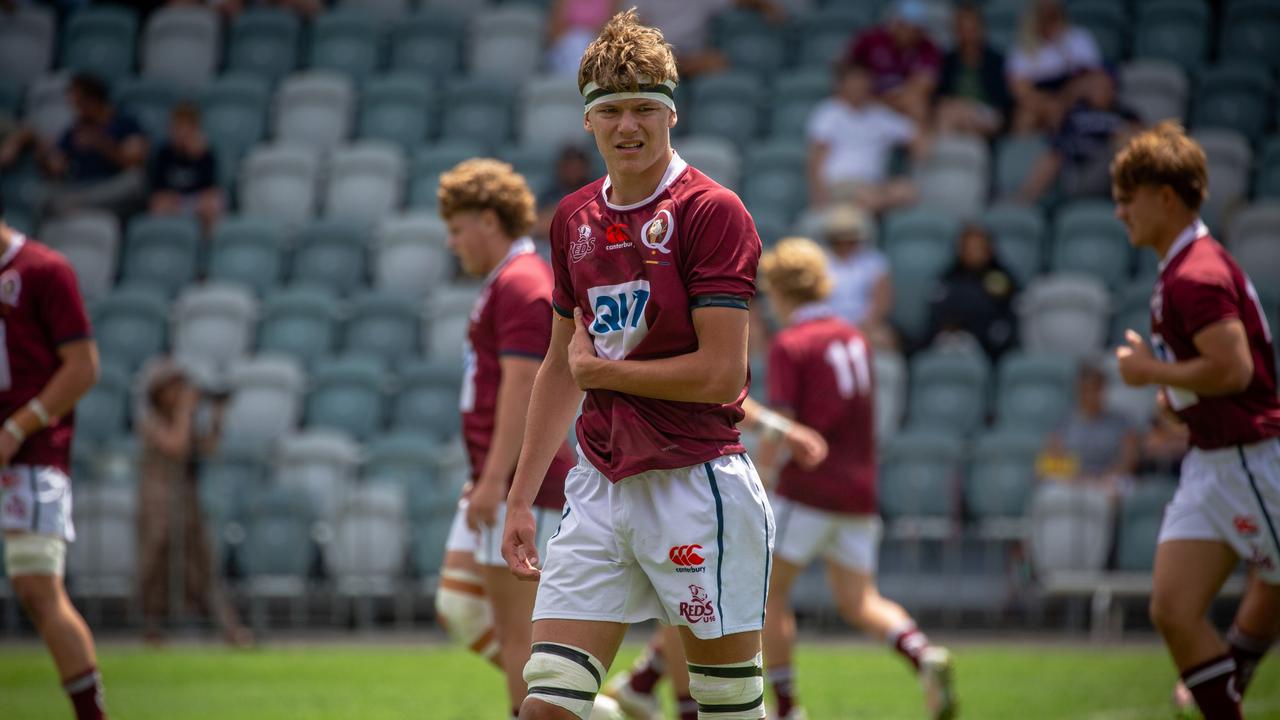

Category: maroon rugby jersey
[550, 153, 762, 482]
[1150, 220, 1280, 449]
[463, 238, 572, 509]
[0, 234, 92, 473]
[768, 306, 877, 514]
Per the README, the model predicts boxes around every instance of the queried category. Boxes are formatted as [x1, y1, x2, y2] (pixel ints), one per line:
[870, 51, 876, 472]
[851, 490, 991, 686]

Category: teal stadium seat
[981, 0, 1020, 51]
[878, 430, 964, 525]
[120, 214, 200, 297]
[1066, 0, 1127, 64]
[1253, 136, 1280, 199]
[794, 5, 875, 68]
[0, 6, 54, 85]
[388, 13, 463, 78]
[994, 352, 1075, 432]
[61, 6, 138, 83]
[468, 5, 545, 81]
[1220, 0, 1280, 70]
[914, 134, 990, 219]
[1134, 0, 1209, 72]
[256, 287, 341, 367]
[274, 429, 361, 521]
[1227, 202, 1280, 292]
[207, 215, 287, 295]
[290, 220, 368, 294]
[76, 363, 131, 444]
[273, 72, 355, 151]
[1191, 128, 1252, 233]
[307, 11, 383, 82]
[1115, 482, 1178, 571]
[407, 141, 487, 209]
[343, 291, 423, 364]
[241, 483, 317, 585]
[1110, 281, 1153, 346]
[498, 143, 557, 198]
[1119, 60, 1188, 126]
[441, 78, 517, 150]
[323, 141, 406, 226]
[1017, 274, 1112, 359]
[392, 360, 462, 439]
[1192, 64, 1274, 143]
[690, 72, 764, 146]
[906, 350, 991, 435]
[305, 357, 387, 440]
[170, 284, 258, 370]
[883, 206, 961, 341]
[222, 356, 306, 451]
[769, 68, 831, 139]
[226, 7, 301, 84]
[363, 431, 442, 490]
[200, 74, 272, 160]
[740, 141, 808, 225]
[374, 213, 451, 298]
[358, 75, 434, 150]
[994, 135, 1048, 199]
[239, 144, 322, 226]
[114, 77, 179, 142]
[1051, 200, 1132, 289]
[40, 211, 120, 302]
[674, 136, 741, 190]
[713, 8, 788, 77]
[91, 286, 169, 371]
[967, 430, 1043, 529]
[982, 202, 1045, 283]
[140, 5, 220, 89]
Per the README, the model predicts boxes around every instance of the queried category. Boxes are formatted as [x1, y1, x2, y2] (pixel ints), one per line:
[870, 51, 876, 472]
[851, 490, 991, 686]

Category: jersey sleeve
[682, 188, 762, 308]
[36, 257, 92, 346]
[767, 338, 799, 411]
[1172, 272, 1240, 338]
[549, 204, 575, 319]
[492, 270, 554, 360]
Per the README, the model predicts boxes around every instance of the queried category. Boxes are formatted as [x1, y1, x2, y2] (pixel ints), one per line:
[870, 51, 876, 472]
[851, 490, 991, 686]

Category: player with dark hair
[1113, 121, 1280, 720]
[0, 201, 106, 718]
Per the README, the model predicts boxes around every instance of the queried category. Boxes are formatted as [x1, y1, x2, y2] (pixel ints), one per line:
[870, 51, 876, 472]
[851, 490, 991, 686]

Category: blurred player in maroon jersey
[1113, 122, 1280, 720]
[434, 159, 576, 719]
[754, 237, 955, 720]
[0, 200, 105, 718]
[501, 10, 774, 720]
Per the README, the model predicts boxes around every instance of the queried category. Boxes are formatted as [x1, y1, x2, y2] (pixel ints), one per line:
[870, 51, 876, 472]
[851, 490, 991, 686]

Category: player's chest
[566, 208, 687, 305]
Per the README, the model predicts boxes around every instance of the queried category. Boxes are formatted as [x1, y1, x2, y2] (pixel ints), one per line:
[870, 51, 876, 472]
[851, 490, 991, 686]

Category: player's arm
[466, 354, 541, 530]
[741, 396, 827, 472]
[1116, 319, 1254, 395]
[569, 304, 748, 404]
[2, 339, 100, 459]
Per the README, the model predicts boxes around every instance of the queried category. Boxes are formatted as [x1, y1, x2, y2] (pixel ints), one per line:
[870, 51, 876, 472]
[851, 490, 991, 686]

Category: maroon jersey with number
[1150, 221, 1280, 449]
[768, 307, 877, 514]
[0, 235, 92, 473]
[463, 239, 571, 509]
[550, 153, 761, 482]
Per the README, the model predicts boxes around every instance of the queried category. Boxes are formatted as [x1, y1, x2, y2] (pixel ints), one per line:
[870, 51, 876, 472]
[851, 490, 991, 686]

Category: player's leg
[601, 631, 667, 719]
[660, 625, 698, 720]
[762, 556, 805, 719]
[1227, 573, 1280, 695]
[435, 497, 501, 666]
[678, 629, 766, 720]
[521, 619, 628, 720]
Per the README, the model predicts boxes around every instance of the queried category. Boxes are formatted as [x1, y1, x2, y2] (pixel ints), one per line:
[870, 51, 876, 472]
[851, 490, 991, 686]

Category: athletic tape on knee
[687, 653, 765, 719]
[3, 533, 66, 577]
[434, 569, 498, 660]
[523, 642, 606, 719]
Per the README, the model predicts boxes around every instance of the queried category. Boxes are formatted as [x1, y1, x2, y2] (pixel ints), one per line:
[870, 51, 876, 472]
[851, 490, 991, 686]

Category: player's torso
[1153, 235, 1280, 448]
[0, 243, 61, 415]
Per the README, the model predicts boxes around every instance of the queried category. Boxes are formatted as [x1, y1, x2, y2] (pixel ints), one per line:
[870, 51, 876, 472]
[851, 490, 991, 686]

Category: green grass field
[2, 641, 1279, 719]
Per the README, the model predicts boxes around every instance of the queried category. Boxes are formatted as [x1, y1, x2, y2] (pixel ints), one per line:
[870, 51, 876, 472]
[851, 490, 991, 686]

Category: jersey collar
[483, 236, 536, 289]
[1158, 218, 1209, 274]
[601, 151, 688, 212]
[790, 302, 837, 325]
[0, 232, 27, 270]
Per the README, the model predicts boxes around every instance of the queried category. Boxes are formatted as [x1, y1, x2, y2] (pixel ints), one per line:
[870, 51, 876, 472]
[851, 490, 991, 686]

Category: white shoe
[920, 646, 958, 720]
[600, 673, 661, 720]
[1171, 680, 1197, 718]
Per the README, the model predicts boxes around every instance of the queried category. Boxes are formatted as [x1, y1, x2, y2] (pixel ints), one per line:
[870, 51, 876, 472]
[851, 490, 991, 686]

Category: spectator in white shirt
[818, 204, 896, 349]
[1007, 0, 1102, 134]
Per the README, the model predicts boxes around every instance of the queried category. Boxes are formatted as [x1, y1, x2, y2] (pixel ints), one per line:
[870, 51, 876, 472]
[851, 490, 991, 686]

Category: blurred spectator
[136, 359, 251, 647]
[149, 103, 224, 235]
[818, 204, 895, 349]
[934, 2, 1011, 138]
[536, 145, 594, 242]
[806, 62, 923, 213]
[1037, 360, 1139, 497]
[546, 0, 622, 76]
[0, 73, 148, 220]
[925, 223, 1018, 361]
[845, 0, 941, 124]
[1017, 69, 1139, 205]
[630, 0, 786, 77]
[1136, 391, 1190, 478]
[1007, 0, 1102, 134]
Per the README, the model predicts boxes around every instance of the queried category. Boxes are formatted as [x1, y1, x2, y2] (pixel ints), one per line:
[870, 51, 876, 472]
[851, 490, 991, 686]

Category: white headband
[582, 78, 677, 114]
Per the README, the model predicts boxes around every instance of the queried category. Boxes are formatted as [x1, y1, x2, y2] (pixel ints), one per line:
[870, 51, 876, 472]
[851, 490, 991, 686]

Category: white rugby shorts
[1, 465, 75, 541]
[532, 451, 775, 639]
[770, 495, 881, 574]
[444, 496, 563, 568]
[1158, 437, 1280, 583]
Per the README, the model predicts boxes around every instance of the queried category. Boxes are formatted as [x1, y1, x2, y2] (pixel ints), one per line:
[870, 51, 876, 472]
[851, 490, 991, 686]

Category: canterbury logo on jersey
[669, 544, 705, 570]
[586, 280, 652, 360]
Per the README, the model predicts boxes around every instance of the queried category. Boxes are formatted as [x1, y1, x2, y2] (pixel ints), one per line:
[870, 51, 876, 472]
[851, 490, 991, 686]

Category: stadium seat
[441, 77, 517, 149]
[688, 71, 764, 148]
[66, 484, 137, 597]
[222, 355, 306, 452]
[982, 202, 1045, 284]
[740, 141, 808, 225]
[914, 134, 990, 219]
[883, 206, 962, 341]
[519, 74, 587, 150]
[795, 5, 876, 68]
[338, 0, 409, 22]
[0, 5, 54, 85]
[1115, 482, 1178, 571]
[421, 0, 486, 21]
[120, 214, 200, 297]
[981, 0, 1020, 51]
[1100, 353, 1158, 429]
[226, 7, 301, 84]
[873, 349, 907, 438]
[768, 68, 832, 140]
[0, 78, 21, 118]
[325, 482, 407, 602]
[358, 75, 434, 150]
[1119, 60, 1188, 126]
[200, 74, 272, 160]
[343, 292, 423, 364]
[1191, 128, 1252, 233]
[198, 441, 268, 533]
[967, 429, 1043, 532]
[364, 430, 444, 490]
[1051, 200, 1132, 289]
[409, 513, 453, 579]
[1227, 203, 1280, 293]
[24, 73, 73, 143]
[1253, 136, 1280, 199]
[304, 357, 387, 440]
[61, 5, 138, 83]
[1067, 0, 1127, 64]
[275, 429, 361, 521]
[1109, 280, 1153, 346]
[1133, 0, 1209, 72]
[1220, 0, 1280, 70]
[39, 211, 119, 302]
[75, 364, 131, 445]
[497, 143, 557, 197]
[290, 220, 368, 295]
[388, 13, 464, 79]
[323, 141, 406, 225]
[468, 4, 545, 80]
[91, 435, 140, 487]
[307, 11, 383, 82]
[391, 360, 463, 438]
[238, 144, 323, 227]
[1192, 64, 1274, 144]
[425, 284, 481, 366]
[1028, 483, 1114, 574]
[114, 77, 180, 143]
[273, 72, 355, 151]
[674, 136, 741, 192]
[374, 213, 451, 298]
[994, 135, 1048, 199]
[171, 284, 258, 372]
[906, 350, 990, 435]
[1017, 274, 1111, 359]
[713, 9, 788, 78]
[407, 141, 488, 209]
[140, 5, 221, 88]
[994, 351, 1076, 432]
[207, 215, 287, 295]
[241, 483, 317, 602]
[877, 430, 963, 531]
[256, 286, 341, 367]
[91, 286, 169, 371]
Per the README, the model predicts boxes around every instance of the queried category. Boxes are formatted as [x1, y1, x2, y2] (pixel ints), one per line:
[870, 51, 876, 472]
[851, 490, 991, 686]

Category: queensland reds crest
[0, 269, 20, 313]
[571, 225, 596, 263]
[679, 584, 716, 624]
[640, 209, 674, 255]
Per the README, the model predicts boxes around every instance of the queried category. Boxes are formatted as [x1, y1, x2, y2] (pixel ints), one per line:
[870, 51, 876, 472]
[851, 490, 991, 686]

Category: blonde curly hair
[1110, 121, 1208, 211]
[437, 158, 536, 238]
[578, 8, 679, 95]
[760, 237, 833, 306]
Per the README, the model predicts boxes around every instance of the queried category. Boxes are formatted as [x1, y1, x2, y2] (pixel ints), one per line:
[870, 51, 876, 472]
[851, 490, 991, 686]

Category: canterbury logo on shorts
[669, 544, 705, 567]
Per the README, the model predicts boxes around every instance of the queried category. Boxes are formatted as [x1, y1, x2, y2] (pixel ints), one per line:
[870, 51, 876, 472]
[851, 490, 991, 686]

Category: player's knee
[522, 642, 607, 720]
[1149, 593, 1194, 634]
[686, 653, 766, 719]
[434, 570, 499, 660]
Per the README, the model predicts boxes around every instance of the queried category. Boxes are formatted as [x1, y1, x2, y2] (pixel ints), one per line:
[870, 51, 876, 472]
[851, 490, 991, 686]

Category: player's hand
[784, 423, 828, 469]
[1115, 329, 1154, 386]
[0, 427, 18, 468]
[501, 503, 542, 581]
[465, 479, 502, 532]
[567, 307, 599, 390]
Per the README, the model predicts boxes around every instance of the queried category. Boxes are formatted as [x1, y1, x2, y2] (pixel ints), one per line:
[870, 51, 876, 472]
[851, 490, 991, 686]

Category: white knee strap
[523, 642, 607, 719]
[4, 533, 66, 577]
[434, 569, 498, 660]
[687, 653, 765, 719]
